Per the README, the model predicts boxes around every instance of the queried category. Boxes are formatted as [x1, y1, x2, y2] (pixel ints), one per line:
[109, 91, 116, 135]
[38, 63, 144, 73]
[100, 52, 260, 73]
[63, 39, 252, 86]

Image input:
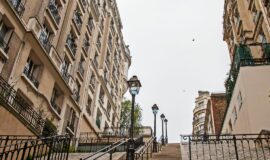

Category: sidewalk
[152, 143, 181, 160]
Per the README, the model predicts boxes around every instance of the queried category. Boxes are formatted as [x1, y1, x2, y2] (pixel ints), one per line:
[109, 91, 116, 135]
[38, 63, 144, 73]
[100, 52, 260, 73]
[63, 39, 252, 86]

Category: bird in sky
[192, 38, 195, 42]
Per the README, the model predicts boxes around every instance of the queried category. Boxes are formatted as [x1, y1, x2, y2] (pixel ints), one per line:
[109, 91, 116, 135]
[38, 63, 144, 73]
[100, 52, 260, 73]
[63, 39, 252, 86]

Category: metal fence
[0, 135, 71, 160]
[181, 134, 270, 160]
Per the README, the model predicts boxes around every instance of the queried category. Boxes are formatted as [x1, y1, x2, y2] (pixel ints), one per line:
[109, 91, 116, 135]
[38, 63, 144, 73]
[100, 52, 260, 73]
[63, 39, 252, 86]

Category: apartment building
[0, 0, 131, 137]
[192, 91, 210, 135]
[222, 0, 270, 134]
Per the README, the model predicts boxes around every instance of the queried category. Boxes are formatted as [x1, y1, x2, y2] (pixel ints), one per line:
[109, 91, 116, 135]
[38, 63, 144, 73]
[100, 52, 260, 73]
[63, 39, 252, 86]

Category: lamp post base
[126, 148, 135, 160]
[153, 137, 158, 152]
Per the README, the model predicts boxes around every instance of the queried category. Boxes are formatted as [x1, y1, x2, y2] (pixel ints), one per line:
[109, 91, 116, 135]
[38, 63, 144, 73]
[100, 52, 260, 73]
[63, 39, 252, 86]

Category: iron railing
[23, 67, 40, 88]
[48, 0, 61, 24]
[181, 134, 270, 160]
[79, 139, 127, 160]
[0, 75, 44, 134]
[0, 135, 70, 160]
[135, 136, 155, 160]
[8, 0, 25, 16]
[0, 36, 9, 53]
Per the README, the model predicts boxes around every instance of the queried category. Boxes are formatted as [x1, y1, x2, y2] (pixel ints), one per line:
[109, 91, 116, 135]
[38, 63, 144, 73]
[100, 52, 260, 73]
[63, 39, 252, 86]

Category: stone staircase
[152, 143, 181, 160]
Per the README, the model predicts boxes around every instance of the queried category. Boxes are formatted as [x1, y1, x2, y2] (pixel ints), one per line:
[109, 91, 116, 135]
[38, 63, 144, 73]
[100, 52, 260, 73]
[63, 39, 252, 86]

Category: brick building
[0, 0, 131, 137]
[205, 93, 227, 135]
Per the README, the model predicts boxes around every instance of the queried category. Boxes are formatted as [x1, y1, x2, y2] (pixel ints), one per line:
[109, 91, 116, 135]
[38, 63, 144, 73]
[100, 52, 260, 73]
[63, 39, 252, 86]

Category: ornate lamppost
[126, 75, 141, 160]
[152, 104, 159, 152]
[160, 113, 165, 145]
[164, 118, 168, 144]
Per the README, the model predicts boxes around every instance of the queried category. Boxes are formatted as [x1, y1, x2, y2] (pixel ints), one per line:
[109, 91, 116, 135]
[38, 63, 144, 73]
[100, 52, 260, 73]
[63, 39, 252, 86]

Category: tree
[120, 98, 142, 131]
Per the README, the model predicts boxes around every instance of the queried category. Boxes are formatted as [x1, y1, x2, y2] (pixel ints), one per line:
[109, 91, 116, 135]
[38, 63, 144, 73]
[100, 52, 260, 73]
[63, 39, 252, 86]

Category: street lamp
[126, 75, 141, 160]
[164, 118, 168, 144]
[160, 113, 165, 145]
[152, 104, 159, 152]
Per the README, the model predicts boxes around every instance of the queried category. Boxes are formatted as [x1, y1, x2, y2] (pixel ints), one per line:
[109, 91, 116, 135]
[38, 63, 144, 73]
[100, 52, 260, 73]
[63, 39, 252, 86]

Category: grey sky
[117, 0, 230, 142]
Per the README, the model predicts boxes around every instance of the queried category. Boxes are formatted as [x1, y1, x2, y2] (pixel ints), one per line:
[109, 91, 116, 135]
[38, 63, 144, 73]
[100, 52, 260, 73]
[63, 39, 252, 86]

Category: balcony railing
[8, 0, 25, 16]
[225, 44, 270, 105]
[50, 100, 61, 114]
[48, 1, 61, 24]
[0, 36, 9, 53]
[0, 75, 45, 134]
[23, 67, 40, 88]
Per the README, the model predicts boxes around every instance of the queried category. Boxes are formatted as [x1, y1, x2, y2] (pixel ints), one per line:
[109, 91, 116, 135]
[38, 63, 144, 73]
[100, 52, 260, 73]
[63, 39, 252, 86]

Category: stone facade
[222, 0, 270, 134]
[0, 0, 131, 137]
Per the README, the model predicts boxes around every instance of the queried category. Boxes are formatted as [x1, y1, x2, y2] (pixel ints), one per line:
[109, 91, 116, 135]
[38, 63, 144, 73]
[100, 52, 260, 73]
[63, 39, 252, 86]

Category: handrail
[80, 138, 127, 160]
[135, 136, 155, 159]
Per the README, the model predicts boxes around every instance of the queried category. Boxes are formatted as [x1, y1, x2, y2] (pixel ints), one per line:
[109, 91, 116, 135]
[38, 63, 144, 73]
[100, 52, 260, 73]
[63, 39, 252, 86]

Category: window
[107, 103, 111, 118]
[99, 87, 105, 104]
[87, 16, 94, 34]
[67, 108, 78, 132]
[89, 73, 96, 89]
[93, 52, 99, 67]
[105, 50, 110, 67]
[61, 56, 71, 81]
[96, 34, 102, 51]
[251, 4, 260, 24]
[0, 20, 11, 53]
[78, 56, 85, 76]
[23, 57, 41, 88]
[96, 109, 102, 128]
[73, 8, 83, 30]
[48, 0, 61, 24]
[110, 20, 115, 35]
[73, 81, 80, 102]
[86, 97, 92, 115]
[9, 0, 25, 16]
[82, 34, 90, 53]
[108, 35, 112, 50]
[39, 24, 51, 52]
[50, 86, 62, 114]
[66, 32, 77, 56]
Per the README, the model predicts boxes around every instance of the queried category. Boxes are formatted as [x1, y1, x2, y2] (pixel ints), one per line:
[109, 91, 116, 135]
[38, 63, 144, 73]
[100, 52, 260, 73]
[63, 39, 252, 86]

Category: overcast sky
[117, 0, 231, 143]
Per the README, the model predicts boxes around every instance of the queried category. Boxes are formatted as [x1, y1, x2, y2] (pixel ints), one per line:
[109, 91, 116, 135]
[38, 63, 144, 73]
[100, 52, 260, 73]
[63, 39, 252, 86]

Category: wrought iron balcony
[0, 36, 9, 53]
[23, 67, 40, 88]
[48, 1, 61, 24]
[8, 0, 25, 16]
[50, 100, 61, 114]
[78, 63, 84, 76]
[0, 75, 45, 134]
[66, 37, 77, 56]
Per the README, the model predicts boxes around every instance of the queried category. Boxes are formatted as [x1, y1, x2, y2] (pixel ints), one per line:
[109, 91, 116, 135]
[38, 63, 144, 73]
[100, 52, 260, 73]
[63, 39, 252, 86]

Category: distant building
[205, 93, 227, 135]
[0, 0, 131, 137]
[222, 0, 270, 134]
[192, 91, 210, 135]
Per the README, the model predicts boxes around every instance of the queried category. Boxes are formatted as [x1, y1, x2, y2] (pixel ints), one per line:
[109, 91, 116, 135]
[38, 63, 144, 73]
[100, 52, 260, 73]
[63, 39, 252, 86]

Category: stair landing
[152, 143, 181, 160]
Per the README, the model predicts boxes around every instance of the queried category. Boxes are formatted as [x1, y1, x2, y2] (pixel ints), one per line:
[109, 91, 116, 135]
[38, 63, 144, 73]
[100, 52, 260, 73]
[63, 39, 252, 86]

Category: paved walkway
[152, 143, 181, 160]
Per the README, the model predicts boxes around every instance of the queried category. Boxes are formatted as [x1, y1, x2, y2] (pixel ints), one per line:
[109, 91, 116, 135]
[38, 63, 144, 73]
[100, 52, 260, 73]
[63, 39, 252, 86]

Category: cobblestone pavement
[152, 143, 181, 160]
